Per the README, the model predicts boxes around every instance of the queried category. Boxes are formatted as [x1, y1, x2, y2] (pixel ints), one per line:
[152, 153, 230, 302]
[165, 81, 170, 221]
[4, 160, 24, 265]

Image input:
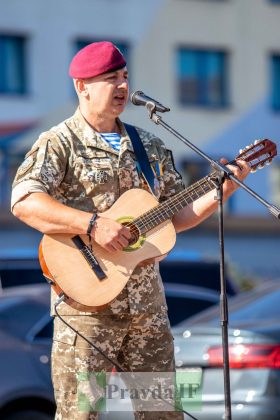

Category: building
[1, 0, 280, 216]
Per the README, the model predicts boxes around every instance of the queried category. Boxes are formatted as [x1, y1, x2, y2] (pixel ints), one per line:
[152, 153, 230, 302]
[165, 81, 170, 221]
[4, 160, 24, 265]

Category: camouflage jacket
[12, 108, 185, 316]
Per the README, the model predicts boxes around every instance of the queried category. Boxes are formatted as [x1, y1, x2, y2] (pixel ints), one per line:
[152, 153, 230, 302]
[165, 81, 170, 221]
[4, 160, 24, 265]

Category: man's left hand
[221, 158, 251, 194]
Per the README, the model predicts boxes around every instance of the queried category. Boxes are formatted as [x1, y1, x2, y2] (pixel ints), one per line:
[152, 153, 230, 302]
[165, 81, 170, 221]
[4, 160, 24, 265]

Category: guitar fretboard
[133, 173, 217, 234]
[128, 137, 276, 235]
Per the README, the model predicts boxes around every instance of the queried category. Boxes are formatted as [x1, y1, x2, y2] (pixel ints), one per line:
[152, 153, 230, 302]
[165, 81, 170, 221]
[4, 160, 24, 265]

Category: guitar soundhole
[123, 222, 140, 246]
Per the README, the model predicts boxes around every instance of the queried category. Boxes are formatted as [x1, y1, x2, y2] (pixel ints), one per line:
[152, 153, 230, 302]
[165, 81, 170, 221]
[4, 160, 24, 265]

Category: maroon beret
[69, 41, 126, 79]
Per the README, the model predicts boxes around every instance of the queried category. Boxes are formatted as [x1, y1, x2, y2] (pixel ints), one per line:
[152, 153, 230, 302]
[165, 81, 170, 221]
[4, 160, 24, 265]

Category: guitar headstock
[236, 139, 277, 172]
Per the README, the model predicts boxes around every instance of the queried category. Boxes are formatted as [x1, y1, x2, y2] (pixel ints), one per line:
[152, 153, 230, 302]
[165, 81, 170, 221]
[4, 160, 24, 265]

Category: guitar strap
[124, 123, 159, 197]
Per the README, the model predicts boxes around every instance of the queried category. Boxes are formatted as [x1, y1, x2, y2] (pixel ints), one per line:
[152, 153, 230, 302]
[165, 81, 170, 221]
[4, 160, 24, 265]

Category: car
[0, 253, 221, 326]
[0, 257, 43, 288]
[0, 251, 237, 296]
[0, 284, 55, 420]
[173, 281, 280, 420]
[0, 280, 220, 419]
[159, 251, 238, 296]
[163, 282, 219, 326]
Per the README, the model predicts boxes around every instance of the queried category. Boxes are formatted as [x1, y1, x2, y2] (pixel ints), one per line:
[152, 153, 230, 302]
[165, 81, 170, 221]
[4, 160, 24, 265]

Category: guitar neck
[133, 136, 278, 234]
[134, 172, 216, 234]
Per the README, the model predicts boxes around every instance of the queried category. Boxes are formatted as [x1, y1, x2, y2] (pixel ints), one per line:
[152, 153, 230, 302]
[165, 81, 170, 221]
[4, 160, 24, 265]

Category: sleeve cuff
[11, 180, 48, 210]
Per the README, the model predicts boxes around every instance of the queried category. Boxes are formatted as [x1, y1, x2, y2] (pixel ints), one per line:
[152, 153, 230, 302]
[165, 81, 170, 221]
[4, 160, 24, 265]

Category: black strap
[124, 123, 156, 196]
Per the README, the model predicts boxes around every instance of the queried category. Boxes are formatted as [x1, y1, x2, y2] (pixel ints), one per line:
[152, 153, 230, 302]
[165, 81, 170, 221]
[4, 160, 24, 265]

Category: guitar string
[135, 180, 210, 232]
[84, 152, 267, 263]
[88, 152, 263, 252]
[125, 153, 257, 234]
[78, 174, 227, 276]
[84, 176, 219, 264]
[128, 164, 227, 233]
[85, 217, 179, 273]
[134, 161, 231, 231]
[61, 147, 271, 303]
[126, 176, 214, 234]
[126, 175, 215, 235]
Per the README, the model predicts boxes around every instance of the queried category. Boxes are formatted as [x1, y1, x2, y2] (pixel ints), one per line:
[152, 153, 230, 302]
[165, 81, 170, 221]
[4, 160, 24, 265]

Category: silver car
[174, 281, 280, 420]
[0, 281, 220, 419]
[0, 285, 55, 420]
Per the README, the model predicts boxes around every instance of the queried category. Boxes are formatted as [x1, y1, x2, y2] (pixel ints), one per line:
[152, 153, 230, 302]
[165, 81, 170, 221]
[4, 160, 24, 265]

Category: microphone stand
[142, 101, 280, 420]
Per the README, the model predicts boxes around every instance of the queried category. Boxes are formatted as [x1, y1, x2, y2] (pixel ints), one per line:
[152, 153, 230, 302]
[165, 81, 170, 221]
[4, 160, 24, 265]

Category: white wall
[1, 0, 280, 214]
[0, 0, 165, 122]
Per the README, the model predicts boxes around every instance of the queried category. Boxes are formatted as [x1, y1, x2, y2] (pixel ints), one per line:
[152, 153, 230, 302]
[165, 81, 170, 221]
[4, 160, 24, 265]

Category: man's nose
[118, 78, 128, 88]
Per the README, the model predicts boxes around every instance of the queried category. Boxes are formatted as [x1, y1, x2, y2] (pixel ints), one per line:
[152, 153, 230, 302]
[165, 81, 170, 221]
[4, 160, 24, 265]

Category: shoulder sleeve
[11, 131, 68, 208]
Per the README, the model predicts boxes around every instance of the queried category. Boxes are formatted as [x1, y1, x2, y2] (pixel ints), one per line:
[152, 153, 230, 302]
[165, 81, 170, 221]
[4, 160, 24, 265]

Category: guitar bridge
[71, 235, 106, 281]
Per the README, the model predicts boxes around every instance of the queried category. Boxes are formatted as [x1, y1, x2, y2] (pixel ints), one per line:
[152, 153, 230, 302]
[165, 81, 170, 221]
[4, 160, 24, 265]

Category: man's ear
[74, 79, 88, 97]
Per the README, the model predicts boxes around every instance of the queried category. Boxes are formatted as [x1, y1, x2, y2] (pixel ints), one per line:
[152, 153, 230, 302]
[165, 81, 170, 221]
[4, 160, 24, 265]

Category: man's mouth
[114, 93, 126, 101]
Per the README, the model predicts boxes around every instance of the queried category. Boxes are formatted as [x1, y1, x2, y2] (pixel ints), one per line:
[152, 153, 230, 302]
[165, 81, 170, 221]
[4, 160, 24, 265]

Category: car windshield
[178, 283, 280, 327]
[0, 295, 48, 338]
[0, 296, 24, 311]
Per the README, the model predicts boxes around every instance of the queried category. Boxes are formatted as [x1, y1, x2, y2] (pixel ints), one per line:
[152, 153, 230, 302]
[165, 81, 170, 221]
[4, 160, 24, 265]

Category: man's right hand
[91, 216, 131, 253]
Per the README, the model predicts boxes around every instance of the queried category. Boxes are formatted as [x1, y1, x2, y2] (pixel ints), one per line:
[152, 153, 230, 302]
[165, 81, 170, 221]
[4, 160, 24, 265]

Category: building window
[177, 48, 228, 107]
[0, 35, 27, 95]
[271, 54, 280, 111]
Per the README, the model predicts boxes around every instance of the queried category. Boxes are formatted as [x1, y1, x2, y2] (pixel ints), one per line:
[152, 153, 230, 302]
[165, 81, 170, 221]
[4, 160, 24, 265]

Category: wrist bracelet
[87, 213, 98, 237]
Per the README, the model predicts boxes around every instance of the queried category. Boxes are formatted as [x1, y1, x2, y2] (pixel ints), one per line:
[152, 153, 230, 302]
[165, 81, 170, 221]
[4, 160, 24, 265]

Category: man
[11, 41, 250, 419]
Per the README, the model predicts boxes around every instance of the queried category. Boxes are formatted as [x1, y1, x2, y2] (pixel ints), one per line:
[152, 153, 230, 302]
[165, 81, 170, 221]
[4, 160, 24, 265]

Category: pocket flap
[53, 317, 77, 345]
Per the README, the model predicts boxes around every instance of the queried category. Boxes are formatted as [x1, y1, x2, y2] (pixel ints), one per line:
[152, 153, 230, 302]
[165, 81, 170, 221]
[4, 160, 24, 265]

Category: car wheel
[3, 411, 53, 420]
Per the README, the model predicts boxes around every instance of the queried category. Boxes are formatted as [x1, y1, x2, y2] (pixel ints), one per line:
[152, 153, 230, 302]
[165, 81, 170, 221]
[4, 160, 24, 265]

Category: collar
[67, 108, 134, 155]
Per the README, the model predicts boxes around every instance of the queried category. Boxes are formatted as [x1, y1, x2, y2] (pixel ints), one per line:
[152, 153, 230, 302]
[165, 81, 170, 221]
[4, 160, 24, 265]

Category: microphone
[130, 91, 170, 113]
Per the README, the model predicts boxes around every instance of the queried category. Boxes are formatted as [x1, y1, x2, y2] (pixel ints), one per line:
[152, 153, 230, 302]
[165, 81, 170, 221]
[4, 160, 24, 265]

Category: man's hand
[221, 158, 251, 194]
[91, 216, 131, 253]
[173, 157, 251, 233]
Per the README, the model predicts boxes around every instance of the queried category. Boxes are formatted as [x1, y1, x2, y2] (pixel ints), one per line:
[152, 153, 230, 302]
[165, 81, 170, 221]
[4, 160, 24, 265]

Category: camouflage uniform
[12, 108, 185, 419]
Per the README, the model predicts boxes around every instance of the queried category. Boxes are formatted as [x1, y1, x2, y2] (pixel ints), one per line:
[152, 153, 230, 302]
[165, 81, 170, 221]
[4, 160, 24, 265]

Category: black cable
[54, 293, 199, 420]
[55, 293, 125, 372]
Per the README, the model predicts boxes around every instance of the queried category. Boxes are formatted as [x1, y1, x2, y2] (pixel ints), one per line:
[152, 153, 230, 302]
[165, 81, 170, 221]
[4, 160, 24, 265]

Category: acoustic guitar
[39, 139, 277, 311]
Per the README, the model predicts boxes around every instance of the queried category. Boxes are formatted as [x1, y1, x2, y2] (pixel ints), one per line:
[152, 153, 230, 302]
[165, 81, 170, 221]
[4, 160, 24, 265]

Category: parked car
[0, 257, 43, 288]
[0, 280, 220, 419]
[159, 251, 238, 296]
[0, 252, 222, 326]
[173, 281, 280, 419]
[0, 255, 220, 324]
[0, 285, 55, 420]
[0, 250, 238, 296]
[163, 282, 219, 325]
[5, 280, 278, 419]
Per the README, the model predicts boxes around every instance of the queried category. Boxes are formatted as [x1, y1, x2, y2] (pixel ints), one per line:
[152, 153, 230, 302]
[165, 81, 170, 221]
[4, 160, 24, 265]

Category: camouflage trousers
[52, 312, 184, 420]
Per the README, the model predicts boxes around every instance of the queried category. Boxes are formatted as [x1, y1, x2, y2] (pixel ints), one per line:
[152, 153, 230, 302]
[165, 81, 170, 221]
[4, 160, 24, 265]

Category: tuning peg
[254, 139, 261, 145]
[265, 160, 272, 166]
[250, 168, 257, 173]
[257, 164, 265, 169]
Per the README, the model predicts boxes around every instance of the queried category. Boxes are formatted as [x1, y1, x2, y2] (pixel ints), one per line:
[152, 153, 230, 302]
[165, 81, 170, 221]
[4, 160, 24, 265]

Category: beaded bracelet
[87, 213, 98, 240]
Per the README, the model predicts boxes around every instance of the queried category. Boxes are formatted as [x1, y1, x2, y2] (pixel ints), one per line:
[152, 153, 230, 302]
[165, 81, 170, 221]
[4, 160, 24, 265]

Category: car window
[0, 296, 24, 311]
[228, 289, 280, 322]
[166, 295, 217, 326]
[179, 285, 280, 327]
[34, 318, 53, 340]
[0, 298, 48, 338]
[0, 268, 45, 288]
[159, 260, 237, 295]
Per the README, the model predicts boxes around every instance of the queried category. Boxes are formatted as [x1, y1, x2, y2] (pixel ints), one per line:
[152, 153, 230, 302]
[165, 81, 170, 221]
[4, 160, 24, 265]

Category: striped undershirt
[100, 132, 121, 152]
